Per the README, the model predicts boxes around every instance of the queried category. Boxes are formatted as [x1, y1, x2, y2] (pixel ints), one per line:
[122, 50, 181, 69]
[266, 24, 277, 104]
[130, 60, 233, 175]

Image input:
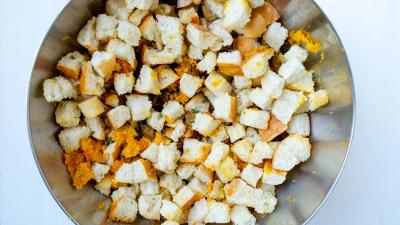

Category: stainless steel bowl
[28, 0, 355, 224]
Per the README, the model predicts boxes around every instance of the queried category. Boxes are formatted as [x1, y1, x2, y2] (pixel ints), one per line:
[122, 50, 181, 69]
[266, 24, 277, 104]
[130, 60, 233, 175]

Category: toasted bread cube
[96, 14, 118, 41]
[85, 117, 106, 140]
[272, 89, 306, 124]
[105, 94, 120, 107]
[278, 58, 306, 83]
[239, 108, 270, 129]
[262, 160, 286, 185]
[187, 23, 218, 50]
[107, 39, 137, 68]
[95, 175, 113, 195]
[138, 194, 162, 220]
[117, 21, 141, 46]
[156, 15, 184, 55]
[135, 65, 160, 94]
[155, 65, 179, 90]
[205, 72, 232, 96]
[77, 17, 99, 52]
[204, 0, 224, 18]
[146, 110, 165, 131]
[129, 9, 149, 25]
[185, 93, 210, 113]
[287, 113, 310, 136]
[222, 0, 251, 30]
[245, 127, 261, 144]
[114, 72, 134, 95]
[212, 93, 237, 123]
[56, 51, 87, 80]
[173, 186, 201, 210]
[162, 101, 185, 123]
[192, 113, 221, 136]
[216, 156, 240, 183]
[217, 51, 243, 76]
[250, 141, 273, 164]
[188, 177, 208, 196]
[231, 205, 256, 225]
[107, 105, 131, 129]
[209, 19, 233, 47]
[164, 119, 186, 142]
[308, 90, 329, 111]
[126, 94, 152, 121]
[287, 71, 314, 93]
[260, 70, 285, 98]
[204, 142, 229, 170]
[263, 22, 288, 51]
[142, 46, 176, 65]
[231, 139, 252, 162]
[201, 2, 218, 22]
[188, 45, 204, 60]
[180, 73, 203, 98]
[111, 186, 140, 201]
[55, 101, 81, 128]
[204, 199, 230, 223]
[178, 7, 200, 24]
[233, 76, 252, 90]
[43, 76, 78, 102]
[114, 159, 156, 184]
[209, 124, 229, 142]
[272, 134, 311, 171]
[226, 123, 246, 143]
[79, 62, 105, 96]
[207, 179, 224, 200]
[155, 142, 181, 173]
[109, 197, 138, 223]
[58, 126, 90, 152]
[104, 142, 120, 165]
[258, 115, 287, 142]
[241, 1, 280, 37]
[160, 200, 187, 223]
[234, 36, 259, 56]
[78, 96, 105, 119]
[176, 163, 197, 180]
[241, 164, 263, 187]
[284, 44, 308, 62]
[140, 181, 160, 195]
[188, 198, 208, 225]
[242, 50, 272, 78]
[236, 89, 252, 113]
[224, 178, 256, 206]
[92, 162, 111, 182]
[197, 51, 217, 73]
[181, 138, 211, 163]
[106, 0, 131, 20]
[91, 51, 116, 79]
[194, 165, 213, 184]
[126, 0, 153, 10]
[140, 16, 162, 47]
[249, 88, 273, 110]
[160, 173, 183, 195]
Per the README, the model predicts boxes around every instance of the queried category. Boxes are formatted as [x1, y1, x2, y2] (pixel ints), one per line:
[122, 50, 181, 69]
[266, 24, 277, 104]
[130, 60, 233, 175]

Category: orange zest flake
[169, 92, 189, 104]
[109, 124, 138, 144]
[63, 150, 85, 177]
[81, 138, 106, 163]
[98, 202, 105, 210]
[121, 138, 141, 158]
[289, 30, 322, 54]
[153, 132, 171, 145]
[72, 162, 94, 189]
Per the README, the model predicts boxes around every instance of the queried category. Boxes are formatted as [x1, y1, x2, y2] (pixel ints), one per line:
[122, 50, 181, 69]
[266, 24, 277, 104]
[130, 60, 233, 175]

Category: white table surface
[1, 0, 399, 224]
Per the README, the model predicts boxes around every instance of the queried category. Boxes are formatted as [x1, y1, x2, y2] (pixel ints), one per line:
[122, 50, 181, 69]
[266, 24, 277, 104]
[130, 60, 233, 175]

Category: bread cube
[95, 175, 113, 195]
[245, 127, 261, 144]
[272, 134, 311, 171]
[135, 65, 160, 95]
[104, 142, 120, 166]
[173, 186, 201, 210]
[206, 179, 224, 200]
[287, 113, 310, 136]
[85, 117, 106, 140]
[188, 45, 204, 61]
[44, 77, 74, 102]
[192, 113, 221, 136]
[224, 178, 255, 206]
[160, 200, 186, 223]
[109, 197, 138, 223]
[164, 119, 186, 142]
[241, 164, 263, 187]
[92, 162, 111, 182]
[146, 111, 165, 131]
[162, 101, 185, 123]
[140, 143, 159, 163]
[236, 89, 252, 113]
[181, 138, 211, 163]
[106, 105, 131, 129]
[226, 123, 246, 143]
[155, 142, 181, 174]
[231, 139, 252, 162]
[79, 62, 105, 96]
[194, 165, 213, 184]
[185, 93, 210, 113]
[258, 115, 287, 142]
[217, 51, 243, 76]
[78, 96, 105, 119]
[204, 0, 224, 18]
[154, 65, 179, 90]
[197, 51, 217, 74]
[262, 160, 286, 185]
[260, 70, 285, 98]
[308, 89, 329, 111]
[129, 9, 149, 26]
[234, 36, 260, 56]
[188, 198, 208, 225]
[178, 7, 200, 25]
[56, 51, 87, 80]
[239, 108, 270, 129]
[263, 22, 288, 51]
[114, 159, 156, 184]
[205, 72, 232, 96]
[209, 125, 229, 143]
[156, 15, 184, 55]
[187, 23, 219, 50]
[233, 76, 252, 90]
[106, 0, 131, 21]
[222, 0, 251, 30]
[126, 94, 152, 121]
[204, 199, 230, 223]
[138, 194, 162, 220]
[216, 156, 240, 183]
[77, 17, 99, 52]
[250, 141, 273, 164]
[176, 163, 197, 180]
[272, 89, 306, 124]
[278, 58, 306, 83]
[204, 142, 229, 170]
[117, 21, 141, 46]
[140, 181, 160, 195]
[107, 39, 137, 68]
[96, 14, 118, 41]
[188, 177, 208, 196]
[209, 19, 233, 47]
[287, 71, 314, 93]
[180, 73, 204, 98]
[140, 15, 162, 46]
[231, 205, 256, 225]
[249, 88, 273, 110]
[142, 46, 176, 65]
[55, 101, 81, 128]
[111, 186, 140, 201]
[114, 72, 134, 95]
[241, 1, 280, 36]
[154, 3, 175, 16]
[126, 0, 153, 10]
[284, 44, 308, 62]
[212, 93, 237, 123]
[242, 50, 272, 78]
[105, 94, 120, 107]
[160, 173, 183, 195]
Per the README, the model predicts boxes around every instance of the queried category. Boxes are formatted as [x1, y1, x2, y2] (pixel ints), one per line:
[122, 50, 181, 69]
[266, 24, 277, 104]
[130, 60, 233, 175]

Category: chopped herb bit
[190, 108, 200, 113]
[105, 138, 114, 146]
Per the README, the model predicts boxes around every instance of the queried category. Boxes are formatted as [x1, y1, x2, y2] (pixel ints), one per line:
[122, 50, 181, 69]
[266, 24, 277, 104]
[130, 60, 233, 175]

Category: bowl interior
[28, 0, 354, 224]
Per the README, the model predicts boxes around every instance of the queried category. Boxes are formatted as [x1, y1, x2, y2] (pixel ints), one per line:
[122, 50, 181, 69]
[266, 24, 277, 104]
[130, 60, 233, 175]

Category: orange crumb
[289, 30, 322, 54]
[138, 137, 151, 150]
[174, 57, 199, 77]
[153, 132, 171, 144]
[121, 138, 141, 158]
[63, 151, 85, 177]
[72, 162, 94, 189]
[81, 138, 106, 163]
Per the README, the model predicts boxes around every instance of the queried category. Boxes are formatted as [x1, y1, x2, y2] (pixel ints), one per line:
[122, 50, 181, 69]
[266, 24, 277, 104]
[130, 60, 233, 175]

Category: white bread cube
[160, 173, 183, 195]
[308, 90, 329, 111]
[135, 64, 160, 94]
[204, 142, 229, 170]
[263, 22, 288, 51]
[117, 20, 141, 46]
[204, 0, 224, 18]
[142, 46, 176, 65]
[85, 116, 106, 140]
[231, 205, 256, 225]
[271, 89, 306, 124]
[106, 105, 131, 129]
[233, 76, 252, 90]
[239, 108, 270, 129]
[109, 196, 138, 223]
[204, 199, 230, 223]
[79, 62, 105, 96]
[104, 142, 120, 165]
[226, 123, 246, 143]
[194, 165, 213, 184]
[114, 72, 134, 95]
[250, 141, 273, 164]
[248, 0, 264, 8]
[106, 39, 137, 68]
[146, 110, 165, 131]
[160, 200, 187, 224]
[56, 51, 87, 80]
[176, 163, 196, 180]
[287, 71, 314, 93]
[138, 194, 162, 220]
[96, 14, 118, 41]
[91, 51, 116, 79]
[216, 156, 240, 183]
[245, 127, 261, 144]
[129, 9, 149, 25]
[212, 93, 237, 123]
[178, 7, 200, 24]
[187, 23, 218, 50]
[126, 94, 152, 121]
[139, 15, 162, 48]
[155, 65, 179, 90]
[249, 88, 273, 110]
[197, 51, 217, 73]
[217, 51, 243, 76]
[95, 175, 113, 195]
[114, 159, 156, 184]
[179, 73, 203, 98]
[260, 70, 285, 98]
[43, 76, 77, 102]
[58, 123, 89, 151]
[126, 0, 153, 10]
[278, 58, 307, 83]
[187, 178, 207, 197]
[140, 143, 159, 163]
[209, 19, 233, 46]
[156, 15, 184, 55]
[111, 186, 140, 201]
[55, 101, 81, 128]
[162, 101, 185, 123]
[287, 113, 310, 136]
[181, 138, 211, 163]
[295, 95, 309, 115]
[188, 198, 208, 225]
[262, 160, 287, 185]
[188, 45, 204, 60]
[205, 72, 232, 96]
[185, 93, 210, 113]
[164, 119, 186, 142]
[173, 186, 201, 210]
[222, 0, 251, 30]
[241, 164, 263, 187]
[209, 125, 229, 142]
[284, 44, 308, 62]
[236, 89, 252, 113]
[78, 96, 105, 119]
[155, 142, 181, 174]
[231, 139, 252, 162]
[207, 179, 224, 200]
[92, 162, 110, 182]
[77, 17, 99, 52]
[242, 50, 272, 78]
[272, 134, 311, 171]
[140, 181, 160, 195]
[106, 0, 131, 21]
[259, 183, 275, 194]
[192, 113, 221, 136]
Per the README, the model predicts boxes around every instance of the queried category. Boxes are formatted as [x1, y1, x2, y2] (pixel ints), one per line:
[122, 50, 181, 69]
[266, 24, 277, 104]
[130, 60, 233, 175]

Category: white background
[1, 0, 399, 224]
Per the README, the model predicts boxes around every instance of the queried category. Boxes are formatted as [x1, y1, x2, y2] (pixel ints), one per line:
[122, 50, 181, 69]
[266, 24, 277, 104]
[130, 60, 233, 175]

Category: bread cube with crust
[205, 199, 231, 223]
[114, 159, 156, 184]
[287, 71, 314, 93]
[197, 51, 217, 73]
[79, 62, 105, 96]
[155, 142, 181, 174]
[188, 45, 204, 60]
[209, 19, 233, 47]
[180, 73, 204, 98]
[135, 65, 160, 95]
[234, 36, 260, 56]
[129, 9, 149, 26]
[114, 72, 134, 95]
[232, 139, 252, 162]
[233, 76, 252, 90]
[107, 105, 131, 129]
[55, 101, 81, 128]
[216, 156, 240, 183]
[176, 163, 196, 180]
[284, 44, 308, 62]
[249, 88, 274, 110]
[187, 23, 219, 50]
[205, 72, 232, 96]
[178, 7, 200, 24]
[185, 93, 210, 113]
[204, 142, 229, 170]
[140, 143, 159, 163]
[146, 110, 165, 131]
[43, 76, 78, 102]
[239, 108, 270, 129]
[272, 134, 311, 171]
[245, 127, 261, 144]
[142, 46, 176, 65]
[155, 65, 179, 90]
[222, 0, 251, 30]
[92, 162, 111, 182]
[217, 51, 243, 76]
[231, 205, 256, 225]
[96, 14, 118, 41]
[77, 17, 99, 52]
[160, 200, 186, 223]
[262, 160, 287, 185]
[111, 186, 140, 201]
[250, 141, 274, 164]
[204, 0, 224, 18]
[58, 126, 90, 152]
[192, 113, 221, 136]
[241, 163, 263, 187]
[106, 39, 137, 68]
[56, 51, 87, 80]
[164, 119, 186, 142]
[126, 0, 153, 10]
[104, 142, 120, 165]
[117, 20, 141, 46]
[209, 124, 229, 142]
[272, 89, 306, 124]
[287, 113, 310, 136]
[258, 115, 287, 142]
[106, 0, 131, 21]
[194, 165, 213, 184]
[105, 94, 120, 107]
[160, 173, 183, 195]
[162, 101, 185, 123]
[181, 138, 211, 163]
[85, 117, 106, 140]
[138, 194, 162, 220]
[156, 15, 184, 55]
[188, 177, 208, 196]
[263, 22, 288, 51]
[177, 0, 193, 8]
[260, 70, 285, 98]
[212, 93, 237, 123]
[173, 186, 201, 210]
[188, 198, 208, 225]
[140, 15, 162, 48]
[236, 89, 252, 113]
[308, 90, 329, 111]
[109, 196, 138, 223]
[226, 123, 246, 143]
[278, 58, 307, 83]
[95, 175, 113, 195]
[206, 179, 224, 200]
[242, 49, 272, 78]
[140, 181, 160, 195]
[126, 94, 152, 121]
[78, 96, 105, 119]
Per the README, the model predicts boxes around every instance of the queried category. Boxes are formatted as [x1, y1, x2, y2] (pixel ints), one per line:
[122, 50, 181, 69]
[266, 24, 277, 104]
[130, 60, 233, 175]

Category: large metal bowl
[28, 0, 355, 224]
